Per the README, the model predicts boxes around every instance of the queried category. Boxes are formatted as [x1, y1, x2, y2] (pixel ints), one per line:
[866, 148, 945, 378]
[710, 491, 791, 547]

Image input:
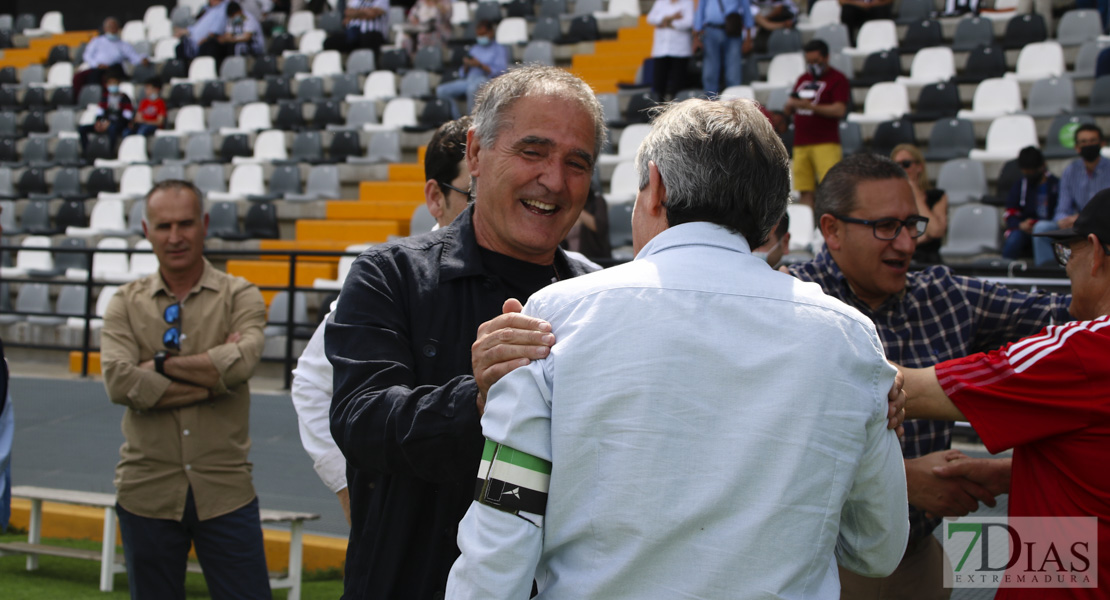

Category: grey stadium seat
[939, 203, 1002, 259]
[936, 158, 988, 205]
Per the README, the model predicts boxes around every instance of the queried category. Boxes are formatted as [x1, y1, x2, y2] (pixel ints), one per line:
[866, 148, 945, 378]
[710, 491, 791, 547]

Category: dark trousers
[652, 55, 688, 100]
[78, 120, 127, 155]
[324, 27, 384, 56]
[116, 488, 272, 600]
[840, 3, 893, 43]
[72, 67, 106, 102]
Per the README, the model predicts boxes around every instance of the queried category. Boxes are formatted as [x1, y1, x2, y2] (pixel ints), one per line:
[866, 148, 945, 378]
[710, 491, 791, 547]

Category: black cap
[1034, 187, 1110, 241]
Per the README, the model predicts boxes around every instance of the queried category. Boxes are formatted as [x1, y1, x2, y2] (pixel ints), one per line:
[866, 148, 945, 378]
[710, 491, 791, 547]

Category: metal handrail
[0, 243, 1074, 387]
[0, 244, 362, 388]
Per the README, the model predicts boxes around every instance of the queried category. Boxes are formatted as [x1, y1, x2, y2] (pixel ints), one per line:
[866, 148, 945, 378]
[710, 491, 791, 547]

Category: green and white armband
[474, 439, 551, 519]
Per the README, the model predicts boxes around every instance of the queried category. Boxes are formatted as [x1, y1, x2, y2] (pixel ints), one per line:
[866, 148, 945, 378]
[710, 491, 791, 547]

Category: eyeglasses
[1052, 238, 1110, 267]
[439, 181, 470, 197]
[832, 214, 929, 240]
[897, 160, 917, 170]
[163, 303, 181, 350]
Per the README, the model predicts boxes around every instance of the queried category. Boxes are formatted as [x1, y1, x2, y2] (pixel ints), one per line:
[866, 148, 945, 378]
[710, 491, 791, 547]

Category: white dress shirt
[291, 314, 348, 494]
[447, 222, 909, 600]
[82, 35, 146, 68]
[647, 0, 695, 58]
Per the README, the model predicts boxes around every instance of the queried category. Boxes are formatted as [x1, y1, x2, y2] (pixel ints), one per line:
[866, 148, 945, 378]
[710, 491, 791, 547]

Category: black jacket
[326, 206, 594, 599]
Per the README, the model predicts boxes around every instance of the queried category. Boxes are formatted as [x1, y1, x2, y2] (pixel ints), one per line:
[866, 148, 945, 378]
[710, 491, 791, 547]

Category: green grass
[0, 533, 344, 599]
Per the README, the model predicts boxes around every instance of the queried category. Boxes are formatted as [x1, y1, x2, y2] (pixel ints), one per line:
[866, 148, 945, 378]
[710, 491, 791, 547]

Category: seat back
[937, 158, 989, 205]
[1025, 77, 1075, 116]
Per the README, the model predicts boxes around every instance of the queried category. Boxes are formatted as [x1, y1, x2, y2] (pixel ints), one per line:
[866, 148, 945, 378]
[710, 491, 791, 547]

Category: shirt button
[183, 429, 190, 436]
[185, 464, 192, 471]
[421, 343, 436, 358]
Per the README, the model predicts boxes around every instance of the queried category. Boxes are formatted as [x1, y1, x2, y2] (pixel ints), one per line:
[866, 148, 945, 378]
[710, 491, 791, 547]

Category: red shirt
[937, 315, 1110, 599]
[137, 97, 166, 125]
[790, 67, 849, 147]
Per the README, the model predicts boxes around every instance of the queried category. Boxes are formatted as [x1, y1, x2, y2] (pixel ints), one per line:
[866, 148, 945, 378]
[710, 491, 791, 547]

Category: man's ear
[645, 161, 667, 219]
[465, 128, 481, 178]
[424, 179, 445, 222]
[819, 213, 842, 251]
[1090, 233, 1105, 277]
[781, 231, 791, 255]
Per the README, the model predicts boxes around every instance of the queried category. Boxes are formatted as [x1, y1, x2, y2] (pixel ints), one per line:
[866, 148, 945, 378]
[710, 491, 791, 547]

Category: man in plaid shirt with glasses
[788, 154, 1072, 600]
[101, 180, 270, 600]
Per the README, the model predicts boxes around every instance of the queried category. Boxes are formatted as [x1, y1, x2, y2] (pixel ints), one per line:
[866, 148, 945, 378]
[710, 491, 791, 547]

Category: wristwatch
[154, 351, 168, 376]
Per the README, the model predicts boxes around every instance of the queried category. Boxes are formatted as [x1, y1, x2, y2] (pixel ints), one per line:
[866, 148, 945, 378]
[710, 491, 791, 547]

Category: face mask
[107, 85, 120, 94]
[1080, 144, 1102, 162]
[149, 92, 160, 100]
[1025, 171, 1044, 186]
[104, 33, 119, 41]
[806, 63, 825, 79]
[476, 36, 491, 46]
[233, 16, 244, 25]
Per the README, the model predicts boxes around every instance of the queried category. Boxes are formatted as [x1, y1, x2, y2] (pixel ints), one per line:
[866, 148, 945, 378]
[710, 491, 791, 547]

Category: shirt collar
[635, 222, 753, 259]
[438, 204, 593, 282]
[146, 258, 221, 298]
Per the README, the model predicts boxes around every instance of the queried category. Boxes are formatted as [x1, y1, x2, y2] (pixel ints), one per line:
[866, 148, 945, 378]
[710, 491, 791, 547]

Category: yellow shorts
[792, 143, 843, 192]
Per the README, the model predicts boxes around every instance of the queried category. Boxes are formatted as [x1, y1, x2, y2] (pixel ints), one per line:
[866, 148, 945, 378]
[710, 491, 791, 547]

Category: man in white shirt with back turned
[446, 98, 909, 599]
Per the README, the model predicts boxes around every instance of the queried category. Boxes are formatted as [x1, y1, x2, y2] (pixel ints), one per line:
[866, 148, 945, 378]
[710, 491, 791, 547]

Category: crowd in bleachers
[0, 0, 1106, 357]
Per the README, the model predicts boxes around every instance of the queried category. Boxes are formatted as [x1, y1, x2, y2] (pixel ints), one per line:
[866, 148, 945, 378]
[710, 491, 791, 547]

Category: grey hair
[470, 65, 607, 161]
[815, 153, 909, 224]
[142, 179, 207, 224]
[634, 98, 791, 248]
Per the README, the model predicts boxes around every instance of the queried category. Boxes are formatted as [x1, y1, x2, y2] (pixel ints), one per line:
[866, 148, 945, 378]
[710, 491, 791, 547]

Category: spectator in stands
[753, 211, 790, 267]
[1003, 146, 1060, 260]
[787, 153, 1072, 599]
[100, 180, 270, 600]
[839, 0, 893, 44]
[176, 0, 230, 59]
[750, 0, 797, 55]
[326, 65, 603, 600]
[334, 0, 390, 56]
[562, 186, 611, 260]
[891, 144, 948, 265]
[290, 117, 475, 525]
[435, 21, 507, 118]
[238, 0, 274, 23]
[900, 190, 1110, 595]
[1032, 124, 1110, 267]
[646, 0, 695, 101]
[214, 1, 266, 59]
[783, 39, 848, 208]
[127, 78, 167, 138]
[693, 0, 753, 96]
[72, 17, 148, 100]
[78, 71, 134, 154]
[403, 0, 453, 57]
[446, 97, 908, 600]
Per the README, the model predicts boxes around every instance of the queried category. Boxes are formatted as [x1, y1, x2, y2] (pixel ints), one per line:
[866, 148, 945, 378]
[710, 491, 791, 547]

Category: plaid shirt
[789, 248, 1071, 541]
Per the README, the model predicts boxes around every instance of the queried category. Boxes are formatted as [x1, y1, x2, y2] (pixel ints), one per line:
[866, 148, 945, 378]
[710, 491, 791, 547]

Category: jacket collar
[438, 204, 594, 282]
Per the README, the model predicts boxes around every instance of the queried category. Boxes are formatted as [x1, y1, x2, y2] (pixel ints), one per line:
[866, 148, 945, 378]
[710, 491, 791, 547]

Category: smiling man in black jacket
[325, 65, 606, 600]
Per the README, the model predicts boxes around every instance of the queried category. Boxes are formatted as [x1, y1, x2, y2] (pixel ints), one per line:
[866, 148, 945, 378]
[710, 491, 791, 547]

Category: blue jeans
[124, 124, 159, 137]
[116, 489, 271, 600]
[436, 70, 490, 117]
[1032, 219, 1060, 266]
[1002, 229, 1033, 259]
[701, 26, 743, 96]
